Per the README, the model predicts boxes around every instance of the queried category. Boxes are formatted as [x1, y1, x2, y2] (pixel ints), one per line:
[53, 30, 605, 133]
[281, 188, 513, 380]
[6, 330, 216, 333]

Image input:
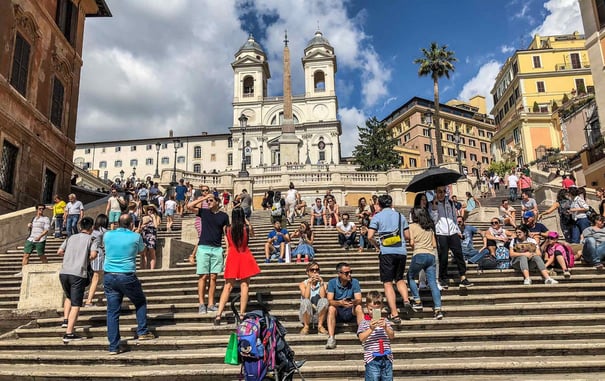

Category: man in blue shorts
[174, 179, 188, 217]
[325, 262, 363, 349]
[103, 214, 155, 354]
[188, 195, 229, 314]
[367, 194, 412, 323]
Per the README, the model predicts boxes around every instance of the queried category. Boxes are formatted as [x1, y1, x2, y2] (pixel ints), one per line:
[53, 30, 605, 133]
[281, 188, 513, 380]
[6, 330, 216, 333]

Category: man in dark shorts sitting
[325, 262, 363, 349]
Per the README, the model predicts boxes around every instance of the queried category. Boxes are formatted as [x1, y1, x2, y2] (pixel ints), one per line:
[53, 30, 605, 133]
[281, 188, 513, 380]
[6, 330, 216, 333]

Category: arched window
[314, 70, 325, 92]
[243, 76, 254, 97]
[114, 160, 122, 167]
[177, 156, 186, 163]
[193, 164, 201, 173]
[270, 112, 299, 125]
[130, 159, 138, 167]
[161, 157, 169, 164]
[194, 146, 201, 158]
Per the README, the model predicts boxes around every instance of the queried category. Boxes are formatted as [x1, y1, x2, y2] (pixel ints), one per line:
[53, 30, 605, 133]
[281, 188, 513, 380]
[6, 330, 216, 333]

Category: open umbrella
[405, 167, 463, 192]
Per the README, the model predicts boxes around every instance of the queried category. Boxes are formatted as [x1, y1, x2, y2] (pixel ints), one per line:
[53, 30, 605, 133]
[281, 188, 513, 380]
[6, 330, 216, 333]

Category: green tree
[414, 42, 457, 165]
[532, 101, 539, 112]
[488, 160, 516, 177]
[353, 117, 400, 171]
[562, 93, 570, 104]
[552, 101, 558, 111]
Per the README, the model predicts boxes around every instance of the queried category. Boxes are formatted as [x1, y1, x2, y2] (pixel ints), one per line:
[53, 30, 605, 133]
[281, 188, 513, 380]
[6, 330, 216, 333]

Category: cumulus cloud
[458, 60, 502, 113]
[77, 0, 390, 149]
[531, 0, 584, 36]
[338, 107, 368, 157]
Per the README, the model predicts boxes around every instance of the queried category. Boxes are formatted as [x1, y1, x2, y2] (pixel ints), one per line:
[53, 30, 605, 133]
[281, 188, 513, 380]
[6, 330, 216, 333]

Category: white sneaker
[544, 278, 559, 285]
[523, 278, 532, 285]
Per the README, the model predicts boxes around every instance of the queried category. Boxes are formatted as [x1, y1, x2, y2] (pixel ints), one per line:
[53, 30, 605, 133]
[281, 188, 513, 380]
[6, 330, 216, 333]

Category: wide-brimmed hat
[144, 204, 157, 213]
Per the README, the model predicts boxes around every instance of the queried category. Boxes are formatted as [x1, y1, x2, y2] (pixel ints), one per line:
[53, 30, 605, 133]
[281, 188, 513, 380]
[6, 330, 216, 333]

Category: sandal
[388, 315, 401, 324]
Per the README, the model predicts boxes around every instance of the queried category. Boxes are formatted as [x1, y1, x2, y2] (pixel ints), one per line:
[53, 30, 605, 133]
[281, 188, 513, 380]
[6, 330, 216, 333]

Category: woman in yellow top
[407, 208, 443, 319]
[52, 194, 66, 238]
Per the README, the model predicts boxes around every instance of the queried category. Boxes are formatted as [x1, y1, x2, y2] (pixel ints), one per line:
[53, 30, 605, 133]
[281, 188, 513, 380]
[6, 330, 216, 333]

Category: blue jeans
[66, 214, 80, 237]
[54, 215, 63, 238]
[103, 273, 149, 352]
[407, 253, 441, 310]
[509, 187, 517, 201]
[582, 237, 605, 266]
[365, 356, 393, 381]
[571, 218, 591, 243]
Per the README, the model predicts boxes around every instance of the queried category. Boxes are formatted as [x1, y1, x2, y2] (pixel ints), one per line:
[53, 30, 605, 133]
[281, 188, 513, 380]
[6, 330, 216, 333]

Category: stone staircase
[0, 202, 605, 380]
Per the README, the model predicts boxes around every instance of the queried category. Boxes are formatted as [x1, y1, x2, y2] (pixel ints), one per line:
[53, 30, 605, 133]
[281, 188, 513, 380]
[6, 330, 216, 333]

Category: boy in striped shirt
[357, 291, 395, 381]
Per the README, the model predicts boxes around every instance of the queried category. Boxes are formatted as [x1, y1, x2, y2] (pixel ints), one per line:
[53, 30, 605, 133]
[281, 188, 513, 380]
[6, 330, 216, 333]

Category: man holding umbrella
[431, 186, 473, 289]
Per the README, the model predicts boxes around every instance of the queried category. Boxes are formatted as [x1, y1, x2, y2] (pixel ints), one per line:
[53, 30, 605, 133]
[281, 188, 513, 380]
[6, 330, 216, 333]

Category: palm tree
[414, 42, 457, 165]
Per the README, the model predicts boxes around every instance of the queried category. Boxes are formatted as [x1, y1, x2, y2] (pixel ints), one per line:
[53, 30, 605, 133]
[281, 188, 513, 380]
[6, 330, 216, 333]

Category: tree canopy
[353, 116, 400, 171]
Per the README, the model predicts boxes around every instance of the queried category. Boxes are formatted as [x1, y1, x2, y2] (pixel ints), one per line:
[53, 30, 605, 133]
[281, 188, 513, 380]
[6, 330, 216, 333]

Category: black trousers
[437, 234, 467, 281]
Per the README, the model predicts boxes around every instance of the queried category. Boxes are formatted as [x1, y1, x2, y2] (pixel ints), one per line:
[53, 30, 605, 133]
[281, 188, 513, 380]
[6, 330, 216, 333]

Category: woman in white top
[298, 261, 328, 335]
[569, 187, 591, 243]
[164, 195, 178, 231]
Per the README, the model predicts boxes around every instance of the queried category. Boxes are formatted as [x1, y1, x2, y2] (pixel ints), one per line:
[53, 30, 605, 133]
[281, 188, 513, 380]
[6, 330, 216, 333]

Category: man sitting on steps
[264, 221, 290, 263]
[336, 213, 357, 250]
[325, 262, 363, 350]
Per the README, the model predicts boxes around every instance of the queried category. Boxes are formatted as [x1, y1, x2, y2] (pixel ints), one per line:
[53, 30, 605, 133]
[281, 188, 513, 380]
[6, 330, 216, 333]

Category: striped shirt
[357, 318, 393, 364]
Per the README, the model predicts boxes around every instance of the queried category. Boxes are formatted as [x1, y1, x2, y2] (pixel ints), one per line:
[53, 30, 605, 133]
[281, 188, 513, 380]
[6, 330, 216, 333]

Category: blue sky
[77, 0, 583, 156]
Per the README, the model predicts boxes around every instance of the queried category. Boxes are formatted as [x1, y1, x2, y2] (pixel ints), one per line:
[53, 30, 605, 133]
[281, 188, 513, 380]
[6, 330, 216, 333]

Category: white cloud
[338, 107, 368, 157]
[500, 45, 515, 54]
[531, 0, 584, 36]
[458, 60, 502, 113]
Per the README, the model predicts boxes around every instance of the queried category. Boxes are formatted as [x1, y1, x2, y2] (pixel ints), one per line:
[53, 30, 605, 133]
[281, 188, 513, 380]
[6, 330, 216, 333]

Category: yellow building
[383, 96, 496, 175]
[491, 33, 594, 165]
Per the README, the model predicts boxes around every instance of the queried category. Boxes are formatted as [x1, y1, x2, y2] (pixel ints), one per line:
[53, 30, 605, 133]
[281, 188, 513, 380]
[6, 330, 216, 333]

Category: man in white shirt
[430, 186, 473, 289]
[64, 194, 84, 237]
[336, 213, 357, 250]
[18, 204, 51, 276]
[507, 172, 519, 202]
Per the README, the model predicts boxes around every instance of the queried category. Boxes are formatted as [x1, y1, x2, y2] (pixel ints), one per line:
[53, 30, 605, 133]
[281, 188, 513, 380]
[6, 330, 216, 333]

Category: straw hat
[144, 204, 157, 213]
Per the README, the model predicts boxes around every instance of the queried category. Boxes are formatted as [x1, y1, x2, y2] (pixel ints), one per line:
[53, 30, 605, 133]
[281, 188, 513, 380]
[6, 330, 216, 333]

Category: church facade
[230, 31, 341, 167]
[74, 30, 343, 181]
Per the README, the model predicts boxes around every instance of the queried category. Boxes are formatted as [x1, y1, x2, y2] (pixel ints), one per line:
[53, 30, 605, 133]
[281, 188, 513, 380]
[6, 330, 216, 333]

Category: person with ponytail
[214, 207, 260, 325]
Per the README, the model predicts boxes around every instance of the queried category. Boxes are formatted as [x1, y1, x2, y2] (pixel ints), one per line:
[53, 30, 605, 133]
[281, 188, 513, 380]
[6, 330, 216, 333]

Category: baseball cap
[523, 211, 535, 219]
[547, 231, 559, 239]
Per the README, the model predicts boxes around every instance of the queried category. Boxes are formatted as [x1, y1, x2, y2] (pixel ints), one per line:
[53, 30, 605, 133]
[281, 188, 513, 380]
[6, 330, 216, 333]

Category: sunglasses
[202, 189, 209, 192]
[491, 221, 500, 225]
[38, 207, 45, 210]
[309, 268, 320, 273]
[339, 271, 352, 276]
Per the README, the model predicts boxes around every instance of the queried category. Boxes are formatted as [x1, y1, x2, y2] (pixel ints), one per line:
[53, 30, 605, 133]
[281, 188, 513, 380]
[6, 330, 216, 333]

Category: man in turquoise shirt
[103, 214, 154, 354]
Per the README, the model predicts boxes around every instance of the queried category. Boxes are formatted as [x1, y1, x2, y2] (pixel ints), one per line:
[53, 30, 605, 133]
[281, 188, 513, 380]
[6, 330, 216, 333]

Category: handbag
[224, 332, 240, 365]
[380, 213, 402, 247]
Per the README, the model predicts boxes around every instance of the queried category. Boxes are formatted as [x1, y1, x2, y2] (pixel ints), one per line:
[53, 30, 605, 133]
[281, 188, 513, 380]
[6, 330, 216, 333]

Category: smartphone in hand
[372, 308, 381, 321]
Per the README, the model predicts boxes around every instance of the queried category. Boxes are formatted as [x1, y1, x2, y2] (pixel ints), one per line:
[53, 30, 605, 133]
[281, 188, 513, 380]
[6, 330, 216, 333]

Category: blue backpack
[237, 313, 278, 381]
[495, 246, 511, 270]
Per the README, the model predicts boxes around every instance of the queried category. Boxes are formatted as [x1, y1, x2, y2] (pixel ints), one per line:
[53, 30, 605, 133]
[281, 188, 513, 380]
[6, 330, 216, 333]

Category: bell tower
[302, 30, 336, 98]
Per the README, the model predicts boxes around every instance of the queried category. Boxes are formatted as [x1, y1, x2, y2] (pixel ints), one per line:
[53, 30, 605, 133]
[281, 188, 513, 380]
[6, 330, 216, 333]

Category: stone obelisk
[278, 31, 300, 164]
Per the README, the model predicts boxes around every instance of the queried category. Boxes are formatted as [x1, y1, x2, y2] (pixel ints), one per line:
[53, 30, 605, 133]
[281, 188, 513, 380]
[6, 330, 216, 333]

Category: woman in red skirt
[214, 207, 260, 325]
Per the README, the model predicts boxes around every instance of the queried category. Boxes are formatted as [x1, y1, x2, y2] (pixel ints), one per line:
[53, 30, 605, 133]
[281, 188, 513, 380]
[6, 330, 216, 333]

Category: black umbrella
[405, 167, 463, 192]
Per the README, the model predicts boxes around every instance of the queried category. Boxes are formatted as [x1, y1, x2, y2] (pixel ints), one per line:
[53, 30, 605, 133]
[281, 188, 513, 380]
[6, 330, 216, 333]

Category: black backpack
[558, 199, 573, 226]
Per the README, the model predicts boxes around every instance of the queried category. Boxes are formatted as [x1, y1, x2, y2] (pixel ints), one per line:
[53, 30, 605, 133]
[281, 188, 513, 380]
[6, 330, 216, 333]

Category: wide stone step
[1, 354, 605, 380]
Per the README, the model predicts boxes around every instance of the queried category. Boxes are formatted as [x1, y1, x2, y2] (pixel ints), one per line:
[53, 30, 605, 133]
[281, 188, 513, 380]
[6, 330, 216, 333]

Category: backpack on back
[547, 242, 575, 268]
[271, 199, 283, 217]
[558, 199, 573, 226]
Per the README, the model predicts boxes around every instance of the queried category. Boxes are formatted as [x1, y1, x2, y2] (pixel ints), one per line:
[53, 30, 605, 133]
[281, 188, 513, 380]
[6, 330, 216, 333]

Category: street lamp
[238, 113, 249, 177]
[454, 124, 463, 174]
[423, 110, 436, 167]
[153, 142, 161, 178]
[170, 139, 181, 187]
[303, 133, 312, 164]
